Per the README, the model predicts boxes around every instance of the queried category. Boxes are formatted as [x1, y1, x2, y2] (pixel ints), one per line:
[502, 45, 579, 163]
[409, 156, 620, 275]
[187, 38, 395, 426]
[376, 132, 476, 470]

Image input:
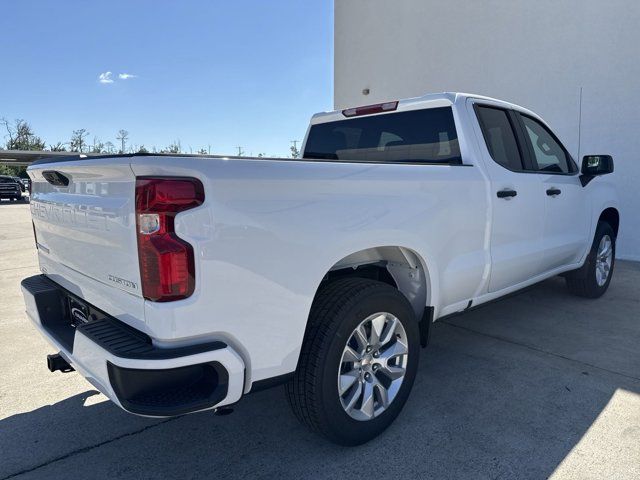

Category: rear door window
[303, 107, 461, 164]
[475, 106, 524, 171]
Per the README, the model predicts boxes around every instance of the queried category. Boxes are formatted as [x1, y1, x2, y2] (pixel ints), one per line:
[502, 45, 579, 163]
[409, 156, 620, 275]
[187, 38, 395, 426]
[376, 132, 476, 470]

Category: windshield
[303, 107, 461, 164]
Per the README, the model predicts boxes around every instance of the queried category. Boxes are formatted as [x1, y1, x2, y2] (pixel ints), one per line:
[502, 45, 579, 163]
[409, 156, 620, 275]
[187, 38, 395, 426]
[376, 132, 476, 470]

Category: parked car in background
[21, 92, 619, 445]
[12, 177, 25, 192]
[0, 175, 23, 201]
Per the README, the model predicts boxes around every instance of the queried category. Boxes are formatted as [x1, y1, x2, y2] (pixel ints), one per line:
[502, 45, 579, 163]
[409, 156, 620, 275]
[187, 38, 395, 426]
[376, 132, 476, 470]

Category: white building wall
[335, 0, 640, 259]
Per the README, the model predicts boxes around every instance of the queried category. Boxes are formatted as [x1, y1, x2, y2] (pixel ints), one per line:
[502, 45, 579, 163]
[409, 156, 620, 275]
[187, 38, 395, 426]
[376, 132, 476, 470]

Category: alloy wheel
[595, 234, 613, 287]
[337, 312, 409, 421]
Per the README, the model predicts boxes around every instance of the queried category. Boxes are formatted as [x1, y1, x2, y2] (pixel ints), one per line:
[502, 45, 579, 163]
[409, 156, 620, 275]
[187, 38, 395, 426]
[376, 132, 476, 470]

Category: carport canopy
[0, 150, 92, 167]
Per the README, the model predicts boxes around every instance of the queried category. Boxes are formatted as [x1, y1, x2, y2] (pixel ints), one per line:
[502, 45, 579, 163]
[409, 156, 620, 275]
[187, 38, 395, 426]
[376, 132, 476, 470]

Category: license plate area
[68, 296, 91, 328]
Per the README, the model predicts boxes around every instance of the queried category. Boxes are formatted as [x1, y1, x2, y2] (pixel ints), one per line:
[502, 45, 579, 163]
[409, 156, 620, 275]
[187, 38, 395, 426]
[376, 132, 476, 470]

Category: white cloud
[98, 71, 114, 84]
[118, 73, 137, 80]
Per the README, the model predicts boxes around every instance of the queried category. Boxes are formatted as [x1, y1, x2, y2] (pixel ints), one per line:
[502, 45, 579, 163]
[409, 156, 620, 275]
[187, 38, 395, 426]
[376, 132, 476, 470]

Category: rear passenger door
[473, 103, 545, 293]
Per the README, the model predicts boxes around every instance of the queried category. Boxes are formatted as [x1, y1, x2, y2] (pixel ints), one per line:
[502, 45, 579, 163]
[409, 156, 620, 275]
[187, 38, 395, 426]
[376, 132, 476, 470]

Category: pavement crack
[2, 417, 181, 480]
[440, 320, 640, 383]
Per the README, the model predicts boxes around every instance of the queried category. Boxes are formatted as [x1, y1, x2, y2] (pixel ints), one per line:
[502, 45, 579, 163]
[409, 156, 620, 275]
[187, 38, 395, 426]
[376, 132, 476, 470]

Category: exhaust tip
[47, 353, 74, 373]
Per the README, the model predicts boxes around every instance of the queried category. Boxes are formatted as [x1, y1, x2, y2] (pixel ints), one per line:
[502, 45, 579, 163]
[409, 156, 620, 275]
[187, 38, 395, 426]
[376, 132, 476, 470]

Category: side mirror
[580, 155, 613, 186]
[581, 155, 614, 176]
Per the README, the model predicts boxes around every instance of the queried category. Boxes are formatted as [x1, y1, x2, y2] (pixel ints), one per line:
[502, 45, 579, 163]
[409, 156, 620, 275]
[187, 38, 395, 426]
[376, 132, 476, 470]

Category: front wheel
[286, 278, 420, 445]
[565, 221, 616, 298]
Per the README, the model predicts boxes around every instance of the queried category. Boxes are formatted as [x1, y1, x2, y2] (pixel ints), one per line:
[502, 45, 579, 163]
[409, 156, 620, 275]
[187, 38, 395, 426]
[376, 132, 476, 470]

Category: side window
[476, 106, 523, 171]
[520, 116, 571, 174]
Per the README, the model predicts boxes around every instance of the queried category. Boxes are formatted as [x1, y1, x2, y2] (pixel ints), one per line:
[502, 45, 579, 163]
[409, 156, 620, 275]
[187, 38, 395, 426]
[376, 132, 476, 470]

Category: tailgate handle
[42, 171, 70, 187]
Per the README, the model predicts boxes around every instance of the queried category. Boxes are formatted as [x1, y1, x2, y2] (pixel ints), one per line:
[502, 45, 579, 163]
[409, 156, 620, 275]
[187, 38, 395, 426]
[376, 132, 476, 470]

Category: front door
[516, 114, 589, 271]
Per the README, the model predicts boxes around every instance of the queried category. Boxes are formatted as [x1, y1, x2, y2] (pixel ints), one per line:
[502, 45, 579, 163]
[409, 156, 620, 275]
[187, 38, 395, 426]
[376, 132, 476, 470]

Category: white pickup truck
[21, 92, 618, 445]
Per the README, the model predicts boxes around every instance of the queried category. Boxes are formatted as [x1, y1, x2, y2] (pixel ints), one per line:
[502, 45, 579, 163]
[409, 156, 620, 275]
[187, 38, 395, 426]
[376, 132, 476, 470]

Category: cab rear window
[303, 107, 461, 164]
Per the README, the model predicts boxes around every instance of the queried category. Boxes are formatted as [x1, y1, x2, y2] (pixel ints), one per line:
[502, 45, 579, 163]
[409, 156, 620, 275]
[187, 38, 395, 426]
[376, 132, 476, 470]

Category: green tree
[0, 164, 22, 175]
[161, 141, 181, 154]
[90, 137, 105, 153]
[137, 145, 149, 153]
[49, 142, 67, 152]
[116, 130, 129, 153]
[70, 129, 89, 152]
[1, 118, 46, 150]
[1, 118, 45, 176]
[290, 141, 300, 158]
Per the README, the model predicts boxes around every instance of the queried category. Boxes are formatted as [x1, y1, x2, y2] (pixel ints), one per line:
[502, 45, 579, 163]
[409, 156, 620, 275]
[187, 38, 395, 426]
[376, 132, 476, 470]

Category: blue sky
[0, 1, 333, 157]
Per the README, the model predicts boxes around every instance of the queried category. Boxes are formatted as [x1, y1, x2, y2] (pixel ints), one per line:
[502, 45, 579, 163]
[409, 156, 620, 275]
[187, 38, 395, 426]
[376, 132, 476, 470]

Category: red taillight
[135, 177, 204, 302]
[342, 101, 398, 117]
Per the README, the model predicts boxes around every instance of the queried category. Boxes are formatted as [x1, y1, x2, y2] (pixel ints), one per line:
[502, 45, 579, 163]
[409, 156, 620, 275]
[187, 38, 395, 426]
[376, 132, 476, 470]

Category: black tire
[565, 221, 616, 298]
[286, 278, 420, 445]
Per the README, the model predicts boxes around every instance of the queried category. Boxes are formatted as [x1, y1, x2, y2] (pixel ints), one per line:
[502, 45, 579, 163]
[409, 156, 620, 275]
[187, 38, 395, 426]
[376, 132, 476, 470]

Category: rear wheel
[565, 221, 615, 298]
[286, 278, 420, 445]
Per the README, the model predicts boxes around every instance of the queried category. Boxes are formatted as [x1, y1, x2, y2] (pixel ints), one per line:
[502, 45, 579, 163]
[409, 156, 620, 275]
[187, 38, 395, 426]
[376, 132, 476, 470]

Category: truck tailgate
[28, 158, 146, 327]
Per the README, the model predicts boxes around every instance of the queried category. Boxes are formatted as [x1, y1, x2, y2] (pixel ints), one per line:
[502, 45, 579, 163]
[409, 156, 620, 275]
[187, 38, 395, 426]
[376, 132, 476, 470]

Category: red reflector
[342, 101, 398, 117]
[136, 178, 204, 213]
[135, 177, 204, 302]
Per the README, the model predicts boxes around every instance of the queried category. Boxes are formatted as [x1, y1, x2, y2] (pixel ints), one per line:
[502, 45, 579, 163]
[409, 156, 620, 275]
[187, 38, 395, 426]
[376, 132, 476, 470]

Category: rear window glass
[303, 107, 461, 164]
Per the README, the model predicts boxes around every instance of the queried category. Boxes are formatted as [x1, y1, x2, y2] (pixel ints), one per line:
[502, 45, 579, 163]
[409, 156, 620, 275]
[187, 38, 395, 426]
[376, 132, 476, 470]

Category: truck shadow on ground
[2, 265, 639, 479]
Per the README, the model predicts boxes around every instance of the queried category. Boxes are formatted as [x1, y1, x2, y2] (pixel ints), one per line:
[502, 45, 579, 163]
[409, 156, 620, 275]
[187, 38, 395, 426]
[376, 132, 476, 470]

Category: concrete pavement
[1, 201, 639, 479]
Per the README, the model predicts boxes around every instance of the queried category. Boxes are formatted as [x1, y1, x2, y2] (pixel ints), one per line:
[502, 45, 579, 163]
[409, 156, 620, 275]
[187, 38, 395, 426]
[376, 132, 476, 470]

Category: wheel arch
[598, 207, 619, 237]
[317, 246, 433, 322]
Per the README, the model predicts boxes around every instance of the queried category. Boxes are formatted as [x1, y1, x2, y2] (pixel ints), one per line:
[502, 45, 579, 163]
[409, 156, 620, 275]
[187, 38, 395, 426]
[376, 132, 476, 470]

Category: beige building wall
[335, 0, 640, 259]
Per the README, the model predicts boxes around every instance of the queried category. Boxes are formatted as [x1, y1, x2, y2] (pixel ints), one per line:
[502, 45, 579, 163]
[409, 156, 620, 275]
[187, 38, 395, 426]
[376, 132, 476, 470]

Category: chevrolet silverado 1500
[21, 93, 618, 445]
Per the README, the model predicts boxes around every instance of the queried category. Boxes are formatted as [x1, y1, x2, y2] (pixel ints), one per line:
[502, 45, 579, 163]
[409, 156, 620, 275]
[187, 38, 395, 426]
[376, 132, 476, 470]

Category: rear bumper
[21, 275, 245, 417]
